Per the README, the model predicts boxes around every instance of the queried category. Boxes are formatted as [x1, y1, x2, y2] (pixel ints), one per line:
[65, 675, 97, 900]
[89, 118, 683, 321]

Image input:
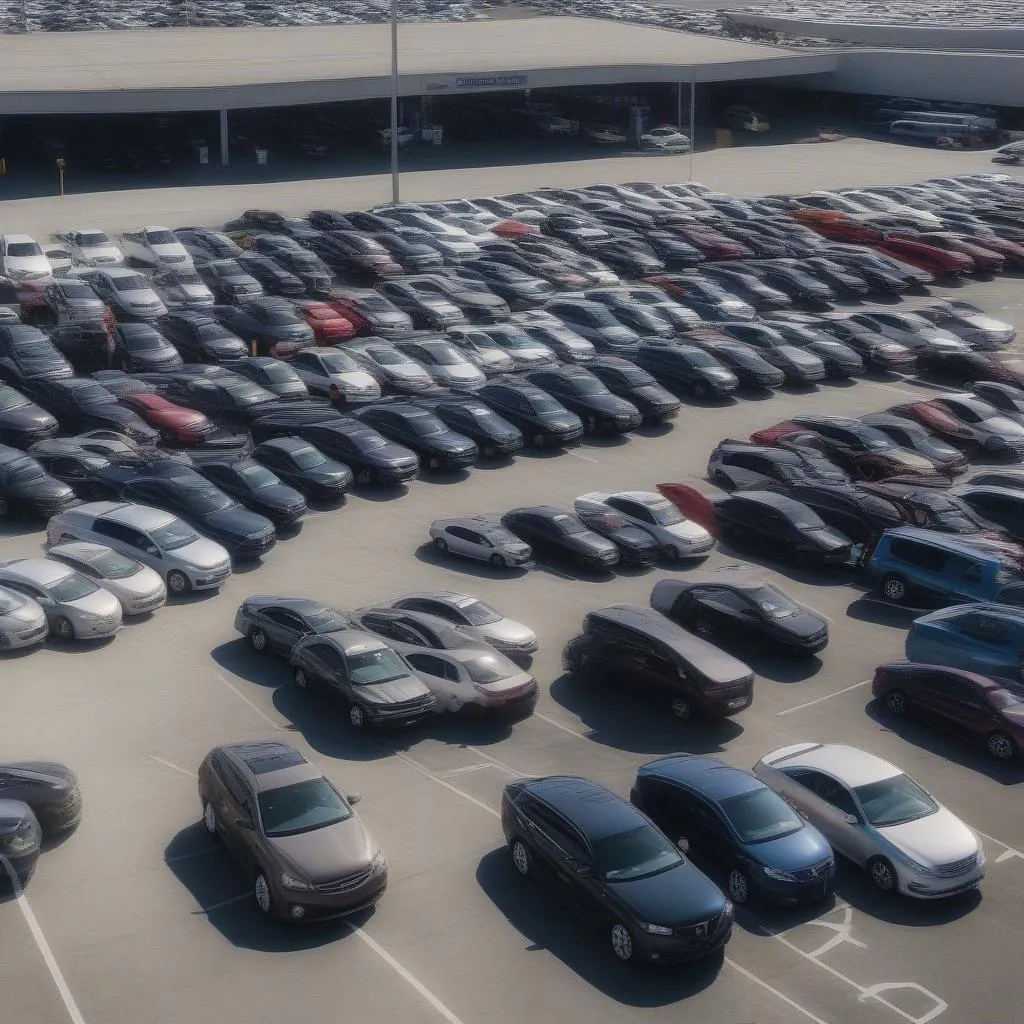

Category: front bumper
[74, 615, 122, 639]
[124, 590, 168, 616]
[228, 535, 278, 560]
[633, 915, 733, 963]
[34, 786, 83, 836]
[279, 870, 388, 922]
[1, 621, 49, 649]
[193, 565, 233, 590]
[902, 867, 985, 899]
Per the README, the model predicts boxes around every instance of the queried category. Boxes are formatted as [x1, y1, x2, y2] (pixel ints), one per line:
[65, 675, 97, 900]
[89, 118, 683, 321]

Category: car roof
[723, 490, 817, 516]
[319, 627, 392, 655]
[243, 595, 338, 615]
[763, 742, 901, 787]
[919, 602, 1024, 625]
[880, 660, 1005, 691]
[258, 437, 313, 453]
[520, 776, 642, 841]
[881, 525, 1000, 559]
[220, 740, 320, 794]
[638, 755, 762, 799]
[97, 501, 175, 530]
[47, 541, 125, 563]
[0, 557, 74, 584]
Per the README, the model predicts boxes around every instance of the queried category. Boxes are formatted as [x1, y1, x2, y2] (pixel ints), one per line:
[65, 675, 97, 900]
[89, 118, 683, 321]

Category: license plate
[728, 697, 748, 708]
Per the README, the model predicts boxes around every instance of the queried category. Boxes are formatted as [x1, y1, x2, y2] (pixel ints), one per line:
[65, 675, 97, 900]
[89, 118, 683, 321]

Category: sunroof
[237, 742, 305, 775]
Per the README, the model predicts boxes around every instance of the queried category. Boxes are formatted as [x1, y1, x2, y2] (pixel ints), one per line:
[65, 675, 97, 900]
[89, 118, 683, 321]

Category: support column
[688, 69, 696, 180]
[219, 108, 230, 168]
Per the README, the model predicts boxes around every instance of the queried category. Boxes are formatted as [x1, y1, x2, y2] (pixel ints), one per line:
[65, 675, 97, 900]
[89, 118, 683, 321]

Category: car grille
[16, 622, 47, 641]
[378, 694, 437, 718]
[804, 628, 828, 648]
[934, 852, 981, 877]
[717, 682, 751, 699]
[199, 565, 232, 585]
[1001, 436, 1024, 458]
[793, 857, 833, 882]
[314, 864, 375, 894]
[676, 909, 727, 939]
[754, 372, 785, 388]
[132, 592, 166, 612]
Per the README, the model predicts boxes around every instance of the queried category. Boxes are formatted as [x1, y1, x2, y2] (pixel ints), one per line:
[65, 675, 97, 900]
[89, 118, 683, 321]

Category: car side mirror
[346, 792, 362, 805]
[234, 817, 254, 830]
[146, 545, 159, 555]
[676, 837, 690, 853]
[842, 813, 859, 825]
[570, 859, 593, 879]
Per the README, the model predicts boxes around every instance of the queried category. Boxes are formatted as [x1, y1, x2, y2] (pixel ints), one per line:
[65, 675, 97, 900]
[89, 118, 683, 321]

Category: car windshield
[746, 586, 801, 618]
[720, 788, 804, 844]
[72, 382, 116, 405]
[223, 381, 274, 406]
[611, 365, 654, 386]
[347, 647, 409, 685]
[78, 232, 110, 246]
[125, 329, 166, 351]
[14, 340, 65, 372]
[678, 347, 719, 368]
[365, 347, 403, 366]
[197, 323, 236, 342]
[75, 547, 140, 580]
[453, 597, 501, 625]
[592, 824, 684, 881]
[180, 484, 233, 514]
[646, 500, 683, 526]
[257, 777, 352, 838]
[319, 351, 358, 373]
[854, 774, 938, 828]
[150, 519, 201, 550]
[58, 282, 96, 299]
[8, 458, 47, 484]
[551, 513, 585, 535]
[113, 275, 150, 292]
[238, 464, 278, 488]
[356, 295, 394, 312]
[493, 333, 535, 351]
[7, 242, 42, 257]
[0, 387, 28, 412]
[423, 344, 463, 366]
[258, 363, 299, 384]
[262, 307, 302, 326]
[463, 654, 512, 683]
[0, 590, 24, 613]
[291, 447, 329, 469]
[569, 375, 604, 396]
[305, 608, 348, 632]
[46, 572, 100, 602]
[526, 394, 563, 415]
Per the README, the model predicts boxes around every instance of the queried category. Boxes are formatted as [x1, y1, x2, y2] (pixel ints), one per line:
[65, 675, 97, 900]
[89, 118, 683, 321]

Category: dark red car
[119, 392, 215, 445]
[960, 233, 1024, 269]
[491, 219, 539, 240]
[297, 300, 357, 345]
[672, 224, 750, 261]
[872, 661, 1024, 761]
[655, 483, 719, 535]
[873, 236, 974, 277]
[914, 232, 1006, 273]
[889, 400, 991, 451]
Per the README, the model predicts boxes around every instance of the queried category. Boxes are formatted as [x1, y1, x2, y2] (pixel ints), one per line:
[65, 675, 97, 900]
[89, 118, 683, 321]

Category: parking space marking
[566, 450, 598, 463]
[388, 749, 500, 819]
[194, 893, 250, 915]
[459, 745, 524, 778]
[974, 830, 1024, 864]
[147, 754, 197, 778]
[862, 380, 919, 397]
[439, 763, 493, 777]
[723, 957, 832, 1024]
[0, 855, 87, 1024]
[534, 712, 591, 741]
[210, 669, 285, 731]
[165, 847, 220, 865]
[776, 680, 870, 717]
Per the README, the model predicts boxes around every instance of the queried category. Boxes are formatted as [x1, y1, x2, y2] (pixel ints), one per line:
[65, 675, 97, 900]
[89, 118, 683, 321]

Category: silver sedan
[0, 558, 122, 641]
[45, 542, 167, 616]
[0, 584, 48, 651]
[429, 516, 533, 568]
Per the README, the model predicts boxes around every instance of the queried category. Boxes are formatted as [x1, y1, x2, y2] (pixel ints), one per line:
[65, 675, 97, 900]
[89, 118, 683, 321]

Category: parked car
[429, 516, 533, 568]
[346, 338, 435, 394]
[198, 460, 307, 528]
[713, 322, 827, 385]
[296, 418, 419, 486]
[0, 584, 49, 650]
[859, 413, 969, 476]
[951, 483, 1024, 542]
[52, 228, 124, 267]
[120, 226, 194, 270]
[502, 506, 620, 570]
[0, 234, 52, 282]
[634, 343, 739, 399]
[563, 502, 661, 565]
[475, 376, 585, 448]
[706, 440, 848, 491]
[327, 288, 414, 337]
[914, 300, 1016, 349]
[777, 482, 905, 545]
[684, 330, 786, 390]
[350, 402, 477, 471]
[21, 378, 160, 444]
[158, 312, 248, 364]
[76, 268, 167, 322]
[235, 253, 306, 298]
[583, 356, 681, 423]
[523, 367, 642, 435]
[754, 742, 984, 897]
[296, 300, 357, 346]
[151, 266, 216, 311]
[225, 356, 310, 402]
[0, 383, 59, 447]
[413, 395, 524, 458]
[44, 540, 166, 616]
[0, 445, 79, 519]
[894, 395, 1024, 460]
[288, 348, 381, 404]
[234, 595, 349, 655]
[213, 298, 315, 360]
[251, 438, 353, 500]
[194, 259, 264, 304]
[392, 336, 487, 391]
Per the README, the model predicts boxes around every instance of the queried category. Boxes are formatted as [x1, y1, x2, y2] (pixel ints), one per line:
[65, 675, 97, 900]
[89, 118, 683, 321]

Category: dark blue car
[630, 755, 835, 906]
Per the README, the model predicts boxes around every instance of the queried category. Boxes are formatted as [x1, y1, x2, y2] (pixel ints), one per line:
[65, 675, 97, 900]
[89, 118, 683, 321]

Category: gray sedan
[0, 558, 122, 641]
[0, 585, 48, 651]
[45, 541, 167, 616]
[400, 646, 538, 716]
[429, 515, 533, 568]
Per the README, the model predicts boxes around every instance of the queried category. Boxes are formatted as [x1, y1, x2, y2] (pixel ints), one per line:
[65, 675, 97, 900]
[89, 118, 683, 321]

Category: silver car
[346, 339, 435, 393]
[45, 501, 232, 596]
[755, 742, 985, 899]
[388, 591, 538, 656]
[393, 338, 486, 391]
[152, 267, 216, 310]
[0, 558, 122, 641]
[467, 325, 558, 371]
[45, 541, 167, 616]
[573, 491, 715, 559]
[445, 327, 516, 376]
[0, 584, 49, 650]
[429, 516, 533, 568]
[401, 645, 538, 715]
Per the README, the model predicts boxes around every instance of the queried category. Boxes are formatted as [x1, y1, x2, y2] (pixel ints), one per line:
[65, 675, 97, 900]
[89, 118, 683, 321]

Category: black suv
[351, 402, 478, 471]
[634, 343, 739, 399]
[476, 376, 584, 448]
[158, 312, 248, 363]
[523, 366, 642, 435]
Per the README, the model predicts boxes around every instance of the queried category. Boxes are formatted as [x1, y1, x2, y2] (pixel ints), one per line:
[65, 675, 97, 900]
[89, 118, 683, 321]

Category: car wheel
[202, 799, 220, 840]
[482, 445, 496, 458]
[670, 696, 691, 720]
[490, 554, 506, 568]
[587, 416, 597, 433]
[53, 616, 75, 641]
[868, 856, 898, 893]
[987, 730, 1017, 761]
[253, 871, 276, 917]
[293, 667, 309, 689]
[357, 469, 372, 485]
[429, 456, 440, 470]
[248, 627, 268, 653]
[349, 703, 367, 730]
[511, 838, 530, 877]
[433, 537, 448, 554]
[610, 922, 634, 962]
[885, 689, 908, 715]
[727, 869, 750, 905]
[691, 380, 709, 399]
[663, 545, 679, 561]
[881, 573, 907, 603]
[693, 615, 714, 637]
[167, 570, 191, 596]
[533, 433, 546, 448]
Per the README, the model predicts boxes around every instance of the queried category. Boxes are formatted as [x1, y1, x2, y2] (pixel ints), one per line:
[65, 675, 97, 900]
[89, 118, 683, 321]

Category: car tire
[881, 573, 908, 603]
[987, 730, 1017, 761]
[670, 696, 691, 720]
[691, 380, 709, 399]
[482, 445, 496, 458]
[293, 667, 309, 689]
[434, 537, 448, 554]
[533, 433, 546, 449]
[357, 469, 372, 485]
[253, 871, 279, 918]
[248, 627, 268, 653]
[868, 856, 898, 893]
[202, 799, 220, 841]
[727, 869, 750, 905]
[511, 838, 530, 877]
[348, 703, 367, 730]
[885, 689, 908, 716]
[167, 570, 191, 596]
[663, 545, 679, 561]
[53, 616, 75, 641]
[490, 554, 506, 568]
[610, 922, 634, 962]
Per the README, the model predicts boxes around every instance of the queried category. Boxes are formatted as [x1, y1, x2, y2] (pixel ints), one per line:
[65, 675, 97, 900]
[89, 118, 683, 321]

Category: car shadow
[864, 698, 1024, 785]
[733, 388, 778, 402]
[305, 494, 350, 512]
[548, 672, 744, 755]
[475, 847, 723, 1003]
[473, 454, 518, 472]
[744, 651, 824, 684]
[632, 421, 677, 440]
[164, 822, 369, 951]
[713, 538, 856, 588]
[845, 596, 929, 629]
[346, 484, 410, 503]
[414, 543, 529, 580]
[417, 468, 473, 486]
[582, 433, 632, 451]
[211, 640, 287, 689]
[43, 635, 117, 654]
[516, 446, 579, 461]
[733, 893, 840, 937]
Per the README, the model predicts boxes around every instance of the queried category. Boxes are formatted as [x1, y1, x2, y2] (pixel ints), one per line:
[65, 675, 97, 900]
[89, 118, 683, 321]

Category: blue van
[864, 526, 1023, 605]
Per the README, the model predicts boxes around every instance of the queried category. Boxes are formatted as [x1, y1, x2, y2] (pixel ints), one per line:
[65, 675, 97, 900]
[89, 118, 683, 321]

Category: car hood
[476, 619, 537, 648]
[778, 345, 824, 368]
[611, 860, 726, 928]
[269, 816, 375, 885]
[253, 482, 306, 508]
[175, 537, 231, 570]
[332, 370, 380, 391]
[386, 364, 434, 383]
[435, 363, 486, 383]
[361, 674, 432, 704]
[113, 565, 167, 597]
[176, 282, 215, 300]
[120, 290, 164, 308]
[774, 609, 828, 641]
[981, 416, 1024, 437]
[66, 588, 121, 618]
[12, 477, 74, 503]
[202, 506, 273, 536]
[1, 406, 58, 431]
[419, 298, 462, 313]
[604, 524, 659, 549]
[878, 807, 980, 867]
[0, 601, 47, 627]
[805, 526, 851, 552]
[662, 519, 714, 543]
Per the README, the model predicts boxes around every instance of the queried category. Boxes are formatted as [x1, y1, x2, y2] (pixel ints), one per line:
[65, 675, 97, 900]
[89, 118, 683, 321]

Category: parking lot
[3, 145, 1024, 1024]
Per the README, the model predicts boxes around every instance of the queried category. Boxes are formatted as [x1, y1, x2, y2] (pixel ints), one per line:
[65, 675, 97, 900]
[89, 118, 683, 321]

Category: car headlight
[638, 922, 673, 936]
[1, 832, 37, 855]
[281, 872, 314, 891]
[371, 850, 387, 874]
[763, 865, 798, 882]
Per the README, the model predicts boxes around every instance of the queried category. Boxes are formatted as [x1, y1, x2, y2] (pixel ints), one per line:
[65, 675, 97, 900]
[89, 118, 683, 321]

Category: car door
[91, 518, 161, 568]
[639, 779, 695, 847]
[956, 613, 1017, 674]
[528, 804, 604, 922]
[212, 754, 252, 866]
[405, 652, 459, 708]
[260, 607, 311, 654]
[690, 585, 752, 637]
[297, 640, 345, 697]
[782, 768, 868, 863]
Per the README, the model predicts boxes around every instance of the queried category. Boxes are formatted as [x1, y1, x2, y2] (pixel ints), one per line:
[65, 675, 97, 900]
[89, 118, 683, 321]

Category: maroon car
[119, 392, 215, 446]
[872, 661, 1024, 760]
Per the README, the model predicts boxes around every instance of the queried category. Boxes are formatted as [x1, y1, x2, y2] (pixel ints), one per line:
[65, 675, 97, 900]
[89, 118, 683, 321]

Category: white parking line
[459, 745, 523, 778]
[147, 755, 197, 778]
[724, 957, 832, 1024]
[565, 449, 598, 463]
[861, 380, 919, 397]
[194, 893, 250, 914]
[210, 670, 285, 731]
[776, 680, 870, 717]
[388, 749, 500, 819]
[974, 830, 1024, 863]
[0, 854, 87, 1024]
[534, 712, 591, 741]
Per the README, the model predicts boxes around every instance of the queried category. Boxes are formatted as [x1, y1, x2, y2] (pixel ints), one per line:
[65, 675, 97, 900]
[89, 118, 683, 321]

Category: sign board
[425, 73, 528, 93]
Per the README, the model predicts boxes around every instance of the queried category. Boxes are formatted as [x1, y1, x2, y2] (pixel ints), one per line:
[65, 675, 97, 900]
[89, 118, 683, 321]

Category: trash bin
[431, 127, 443, 146]
[256, 148, 268, 165]
[198, 146, 209, 165]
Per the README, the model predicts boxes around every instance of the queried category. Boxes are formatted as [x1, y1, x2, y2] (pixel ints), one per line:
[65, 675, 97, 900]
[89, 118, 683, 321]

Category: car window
[853, 774, 937, 828]
[695, 586, 750, 614]
[591, 823, 683, 881]
[92, 519, 149, 550]
[257, 777, 352, 838]
[887, 538, 948, 573]
[786, 768, 859, 816]
[344, 646, 409, 684]
[961, 614, 1011, 643]
[405, 652, 449, 678]
[531, 805, 590, 862]
[719, 787, 803, 844]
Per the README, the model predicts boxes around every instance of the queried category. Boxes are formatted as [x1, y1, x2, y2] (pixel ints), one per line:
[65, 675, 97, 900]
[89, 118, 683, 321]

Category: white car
[375, 207, 476, 241]
[42, 246, 73, 275]
[152, 266, 216, 310]
[45, 541, 167, 616]
[837, 191, 943, 228]
[573, 491, 715, 559]
[0, 235, 53, 282]
[119, 226, 194, 270]
[755, 743, 986, 899]
[640, 126, 690, 151]
[445, 327, 515, 375]
[585, 125, 628, 145]
[76, 267, 167, 321]
[51, 229, 125, 267]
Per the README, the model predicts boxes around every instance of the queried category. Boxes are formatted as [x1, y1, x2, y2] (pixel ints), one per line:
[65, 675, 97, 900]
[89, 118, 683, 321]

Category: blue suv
[906, 603, 1024, 679]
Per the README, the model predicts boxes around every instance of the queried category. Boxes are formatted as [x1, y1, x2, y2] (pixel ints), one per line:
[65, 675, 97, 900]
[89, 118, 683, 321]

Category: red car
[872, 661, 1024, 761]
[119, 393, 215, 445]
[492, 219, 539, 240]
[889, 400, 987, 450]
[297, 300, 357, 345]
[655, 483, 719, 535]
[914, 232, 1006, 273]
[672, 224, 750, 261]
[959, 233, 1024, 269]
[873, 236, 974, 277]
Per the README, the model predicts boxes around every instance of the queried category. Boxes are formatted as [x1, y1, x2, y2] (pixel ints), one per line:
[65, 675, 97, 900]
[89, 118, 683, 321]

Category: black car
[713, 491, 854, 566]
[251, 437, 353, 500]
[158, 312, 248, 364]
[799, 256, 871, 297]
[235, 253, 307, 298]
[578, 237, 664, 278]
[233, 595, 349, 655]
[698, 266, 791, 311]
[713, 322, 827, 386]
[584, 356, 681, 423]
[768, 321, 864, 379]
[22, 378, 160, 444]
[640, 230, 705, 269]
[501, 506, 620, 570]
[297, 418, 420, 485]
[0, 762, 81, 838]
[194, 259, 264, 304]
[212, 299, 316, 360]
[650, 571, 829, 655]
[0, 325, 74, 385]
[948, 484, 1024, 542]
[351, 402, 478, 471]
[306, 231, 402, 278]
[224, 209, 314, 235]
[376, 279, 466, 330]
[0, 384, 59, 447]
[110, 322, 184, 373]
[859, 413, 970, 476]
[972, 381, 1024, 418]
[523, 366, 642, 435]
[225, 356, 311, 401]
[403, 274, 511, 325]
[823, 245, 928, 290]
[594, 301, 677, 343]
[0, 445, 78, 518]
[634, 343, 739, 399]
[139, 367, 283, 423]
[248, 404, 345, 442]
[368, 231, 445, 271]
[174, 227, 243, 260]
[442, 261, 556, 309]
[684, 330, 786, 390]
[26, 438, 126, 498]
[707, 440, 849, 491]
[742, 261, 835, 306]
[0, 800, 42, 883]
[776, 482, 904, 545]
[476, 376, 585, 448]
[413, 395, 524, 457]
[501, 775, 733, 963]
[46, 322, 121, 375]
[562, 603, 754, 719]
[117, 465, 277, 559]
[248, 236, 333, 296]
[570, 504, 659, 565]
[199, 459, 308, 528]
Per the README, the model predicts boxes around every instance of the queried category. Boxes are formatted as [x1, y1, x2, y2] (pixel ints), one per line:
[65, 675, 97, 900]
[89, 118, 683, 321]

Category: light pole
[389, 0, 400, 204]
[56, 157, 66, 198]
